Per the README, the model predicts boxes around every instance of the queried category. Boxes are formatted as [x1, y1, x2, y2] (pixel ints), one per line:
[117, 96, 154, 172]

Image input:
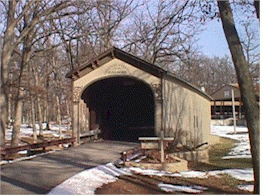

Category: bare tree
[217, 1, 259, 193]
[121, 0, 202, 69]
[11, 10, 35, 147]
[1, 0, 77, 147]
[240, 21, 260, 83]
[1, 1, 16, 146]
[174, 54, 237, 94]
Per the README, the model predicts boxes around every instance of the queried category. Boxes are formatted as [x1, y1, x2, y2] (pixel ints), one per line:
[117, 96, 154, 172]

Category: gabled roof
[66, 47, 164, 79]
[211, 83, 241, 101]
[228, 83, 239, 89]
[66, 47, 212, 101]
[211, 83, 239, 96]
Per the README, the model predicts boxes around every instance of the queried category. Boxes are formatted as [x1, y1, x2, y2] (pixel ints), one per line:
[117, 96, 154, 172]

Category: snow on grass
[238, 185, 254, 192]
[48, 164, 211, 195]
[48, 125, 253, 195]
[5, 123, 69, 141]
[5, 124, 254, 194]
[208, 168, 254, 182]
[181, 169, 254, 182]
[17, 150, 28, 154]
[122, 166, 176, 177]
[6, 126, 34, 141]
[48, 124, 68, 132]
[126, 166, 253, 182]
[158, 183, 207, 193]
[48, 163, 254, 195]
[211, 125, 251, 159]
[180, 170, 208, 178]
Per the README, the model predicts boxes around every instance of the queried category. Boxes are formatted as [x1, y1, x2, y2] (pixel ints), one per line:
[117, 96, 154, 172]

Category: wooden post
[72, 103, 80, 145]
[160, 131, 164, 163]
[232, 89, 237, 134]
[214, 101, 217, 118]
[220, 101, 223, 120]
[139, 135, 174, 164]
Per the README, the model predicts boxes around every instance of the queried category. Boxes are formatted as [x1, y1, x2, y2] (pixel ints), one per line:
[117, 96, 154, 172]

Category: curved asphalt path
[0, 141, 138, 194]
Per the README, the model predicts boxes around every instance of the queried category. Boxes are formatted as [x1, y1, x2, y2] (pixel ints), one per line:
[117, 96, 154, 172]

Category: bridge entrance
[67, 48, 212, 147]
[81, 77, 155, 142]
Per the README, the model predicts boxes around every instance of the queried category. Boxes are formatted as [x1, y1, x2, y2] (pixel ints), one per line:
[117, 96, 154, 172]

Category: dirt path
[0, 141, 138, 194]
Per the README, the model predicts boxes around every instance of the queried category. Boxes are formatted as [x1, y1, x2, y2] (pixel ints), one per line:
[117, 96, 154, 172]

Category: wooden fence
[1, 137, 76, 159]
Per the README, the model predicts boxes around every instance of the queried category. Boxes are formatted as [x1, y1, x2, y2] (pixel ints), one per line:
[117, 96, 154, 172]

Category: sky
[197, 19, 231, 58]
[196, 3, 260, 59]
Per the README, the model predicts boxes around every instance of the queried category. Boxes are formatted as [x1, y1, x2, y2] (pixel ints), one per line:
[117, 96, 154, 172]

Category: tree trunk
[254, 1, 259, 20]
[7, 93, 12, 128]
[56, 96, 62, 139]
[11, 88, 23, 147]
[44, 97, 50, 130]
[0, 119, 5, 147]
[28, 105, 32, 127]
[45, 75, 50, 130]
[217, 1, 260, 194]
[34, 73, 43, 136]
[31, 97, 37, 143]
[37, 96, 43, 136]
[66, 99, 71, 131]
[1, 1, 16, 147]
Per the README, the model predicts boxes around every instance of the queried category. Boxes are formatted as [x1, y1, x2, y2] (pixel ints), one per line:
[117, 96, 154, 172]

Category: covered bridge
[66, 47, 214, 148]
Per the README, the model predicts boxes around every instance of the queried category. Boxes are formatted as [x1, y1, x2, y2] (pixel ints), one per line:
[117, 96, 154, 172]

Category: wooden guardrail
[120, 146, 145, 163]
[80, 129, 101, 143]
[1, 137, 76, 159]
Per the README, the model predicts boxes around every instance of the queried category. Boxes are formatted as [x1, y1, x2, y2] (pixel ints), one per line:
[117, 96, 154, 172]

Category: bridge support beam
[72, 102, 80, 146]
[155, 100, 162, 137]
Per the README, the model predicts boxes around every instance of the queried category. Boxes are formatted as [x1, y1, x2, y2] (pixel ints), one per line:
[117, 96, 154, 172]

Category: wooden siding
[163, 77, 211, 148]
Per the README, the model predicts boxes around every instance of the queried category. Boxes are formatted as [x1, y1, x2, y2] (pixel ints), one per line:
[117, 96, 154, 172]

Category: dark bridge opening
[81, 77, 155, 142]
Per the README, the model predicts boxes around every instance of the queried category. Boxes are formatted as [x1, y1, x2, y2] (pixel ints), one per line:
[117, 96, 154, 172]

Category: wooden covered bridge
[66, 47, 215, 148]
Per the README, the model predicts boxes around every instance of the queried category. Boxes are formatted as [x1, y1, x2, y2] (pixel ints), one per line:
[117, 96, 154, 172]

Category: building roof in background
[211, 83, 260, 101]
[228, 83, 239, 88]
[211, 83, 241, 101]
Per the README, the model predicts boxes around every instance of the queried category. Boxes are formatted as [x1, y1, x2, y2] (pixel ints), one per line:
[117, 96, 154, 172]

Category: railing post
[122, 151, 127, 166]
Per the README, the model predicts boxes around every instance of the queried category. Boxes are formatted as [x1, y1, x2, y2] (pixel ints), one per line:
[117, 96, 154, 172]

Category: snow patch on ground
[158, 183, 207, 193]
[122, 166, 176, 177]
[238, 185, 254, 192]
[48, 163, 129, 195]
[126, 166, 253, 182]
[0, 150, 56, 165]
[47, 159, 254, 195]
[48, 163, 254, 195]
[5, 123, 70, 142]
[207, 168, 254, 182]
[5, 124, 253, 194]
[47, 125, 254, 195]
[211, 125, 251, 159]
[180, 171, 208, 178]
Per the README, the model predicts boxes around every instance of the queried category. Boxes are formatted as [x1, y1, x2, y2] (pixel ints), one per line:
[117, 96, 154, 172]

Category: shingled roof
[66, 47, 212, 101]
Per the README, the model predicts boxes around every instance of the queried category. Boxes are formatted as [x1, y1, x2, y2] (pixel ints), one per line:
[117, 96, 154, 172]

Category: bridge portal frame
[70, 52, 163, 145]
[66, 47, 213, 147]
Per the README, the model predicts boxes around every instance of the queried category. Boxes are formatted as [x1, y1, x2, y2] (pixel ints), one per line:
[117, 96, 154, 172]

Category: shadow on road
[0, 141, 138, 195]
[1, 175, 50, 194]
[43, 153, 96, 170]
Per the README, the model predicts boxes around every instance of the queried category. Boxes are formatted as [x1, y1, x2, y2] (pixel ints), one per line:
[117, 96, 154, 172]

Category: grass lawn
[208, 137, 253, 169]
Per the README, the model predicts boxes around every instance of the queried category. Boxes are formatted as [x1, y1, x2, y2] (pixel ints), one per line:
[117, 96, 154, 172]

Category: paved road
[0, 141, 138, 194]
